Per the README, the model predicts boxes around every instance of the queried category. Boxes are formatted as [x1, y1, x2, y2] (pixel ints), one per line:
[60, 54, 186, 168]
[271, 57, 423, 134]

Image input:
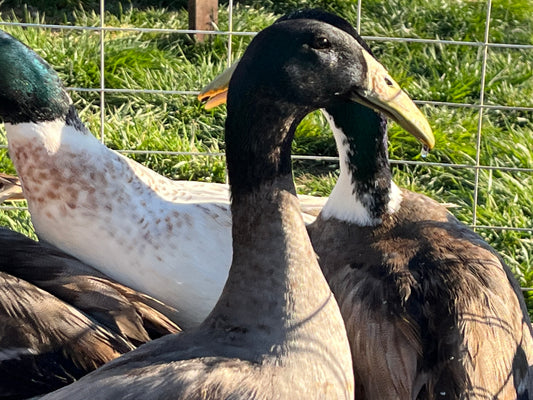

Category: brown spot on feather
[38, 171, 49, 180]
[46, 190, 59, 200]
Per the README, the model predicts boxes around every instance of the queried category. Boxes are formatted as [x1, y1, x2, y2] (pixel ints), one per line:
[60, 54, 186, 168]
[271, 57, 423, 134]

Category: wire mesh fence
[0, 1, 531, 276]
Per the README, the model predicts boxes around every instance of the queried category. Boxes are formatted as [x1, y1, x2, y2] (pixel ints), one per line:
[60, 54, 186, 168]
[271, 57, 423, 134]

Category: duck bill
[351, 51, 435, 150]
[197, 62, 237, 110]
[199, 90, 228, 110]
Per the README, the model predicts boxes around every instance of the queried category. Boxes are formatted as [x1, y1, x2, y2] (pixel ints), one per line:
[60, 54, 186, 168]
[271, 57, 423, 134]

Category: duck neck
[320, 102, 401, 226]
[225, 97, 301, 198]
[205, 99, 339, 345]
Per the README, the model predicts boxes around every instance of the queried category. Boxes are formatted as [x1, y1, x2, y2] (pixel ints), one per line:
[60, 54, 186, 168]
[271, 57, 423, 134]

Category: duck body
[39, 13, 380, 399]
[0, 226, 180, 399]
[306, 103, 533, 398]
[7, 117, 233, 328]
[309, 189, 533, 399]
[42, 184, 348, 400]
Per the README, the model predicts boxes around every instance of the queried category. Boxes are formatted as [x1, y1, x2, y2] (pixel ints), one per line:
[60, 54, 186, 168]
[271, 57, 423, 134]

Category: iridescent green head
[0, 30, 70, 124]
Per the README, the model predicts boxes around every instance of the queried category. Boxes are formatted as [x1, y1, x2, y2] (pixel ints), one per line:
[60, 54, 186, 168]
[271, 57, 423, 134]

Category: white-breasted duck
[0, 29, 324, 328]
[0, 226, 180, 399]
[200, 9, 533, 399]
[39, 13, 406, 399]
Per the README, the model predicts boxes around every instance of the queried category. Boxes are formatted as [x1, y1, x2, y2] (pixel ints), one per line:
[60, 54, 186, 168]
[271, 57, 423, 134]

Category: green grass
[0, 0, 532, 310]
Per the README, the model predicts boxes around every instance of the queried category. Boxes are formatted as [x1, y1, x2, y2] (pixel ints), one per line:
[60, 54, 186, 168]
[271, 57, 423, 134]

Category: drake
[0, 29, 324, 328]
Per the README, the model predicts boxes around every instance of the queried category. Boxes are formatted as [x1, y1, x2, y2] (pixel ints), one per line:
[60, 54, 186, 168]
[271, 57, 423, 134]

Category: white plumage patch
[319, 110, 402, 226]
[387, 181, 403, 214]
[6, 119, 233, 328]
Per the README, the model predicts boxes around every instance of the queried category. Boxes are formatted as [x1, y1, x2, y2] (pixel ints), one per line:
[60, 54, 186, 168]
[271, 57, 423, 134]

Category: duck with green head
[0, 27, 330, 330]
[0, 38, 182, 399]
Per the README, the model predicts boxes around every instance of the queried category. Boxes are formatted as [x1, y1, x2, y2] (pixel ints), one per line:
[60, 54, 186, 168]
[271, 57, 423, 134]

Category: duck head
[224, 15, 432, 196]
[0, 30, 71, 125]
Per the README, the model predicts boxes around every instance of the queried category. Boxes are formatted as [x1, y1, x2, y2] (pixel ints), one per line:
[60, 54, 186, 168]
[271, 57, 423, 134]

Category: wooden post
[188, 0, 218, 42]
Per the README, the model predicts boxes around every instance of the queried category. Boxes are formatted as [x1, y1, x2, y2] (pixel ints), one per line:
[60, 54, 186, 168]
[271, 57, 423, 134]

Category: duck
[0, 172, 23, 203]
[0, 28, 325, 328]
[202, 9, 533, 399]
[37, 13, 382, 399]
[0, 225, 180, 399]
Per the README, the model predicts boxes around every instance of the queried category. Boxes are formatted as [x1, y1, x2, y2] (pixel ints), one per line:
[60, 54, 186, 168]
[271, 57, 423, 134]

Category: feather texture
[0, 226, 180, 398]
[309, 190, 533, 399]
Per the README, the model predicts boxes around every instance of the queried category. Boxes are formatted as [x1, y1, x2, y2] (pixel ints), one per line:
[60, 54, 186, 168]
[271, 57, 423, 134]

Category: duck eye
[384, 77, 394, 87]
[311, 37, 331, 50]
